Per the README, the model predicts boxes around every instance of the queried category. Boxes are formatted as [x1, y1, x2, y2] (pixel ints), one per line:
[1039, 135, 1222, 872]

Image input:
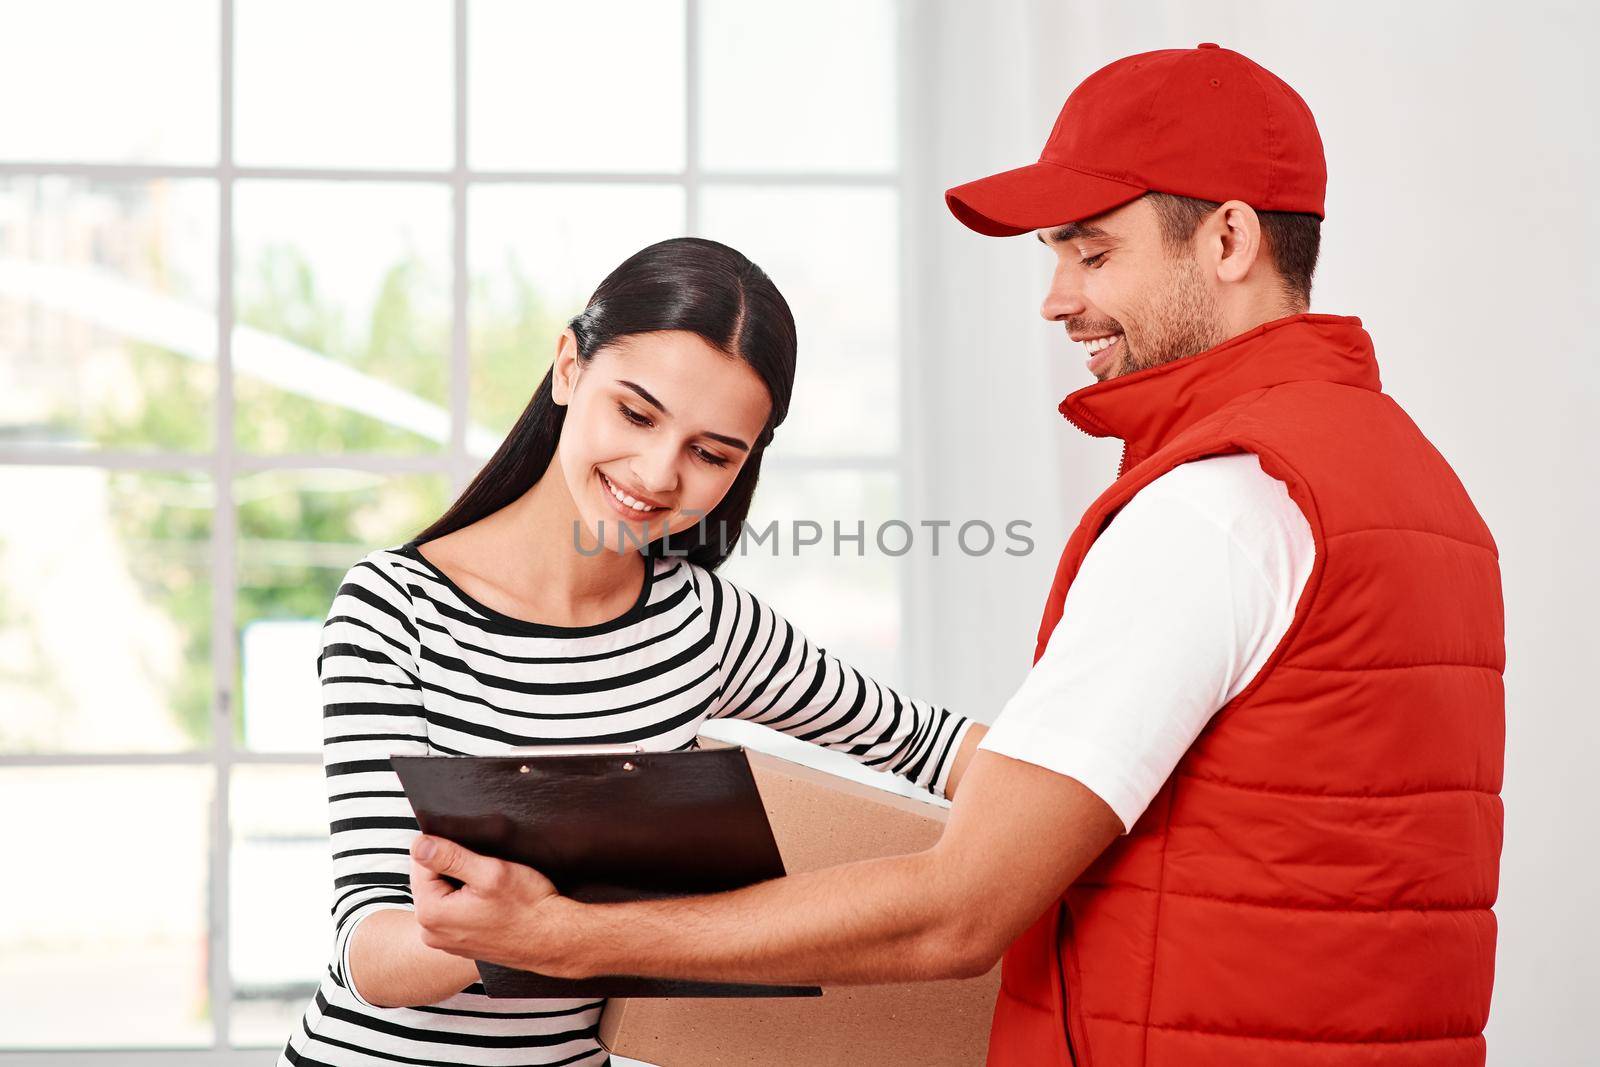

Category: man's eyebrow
[1037, 222, 1113, 246]
[618, 380, 751, 453]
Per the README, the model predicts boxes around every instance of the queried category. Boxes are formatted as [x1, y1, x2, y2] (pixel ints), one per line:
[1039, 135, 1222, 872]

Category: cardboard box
[598, 746, 1000, 1066]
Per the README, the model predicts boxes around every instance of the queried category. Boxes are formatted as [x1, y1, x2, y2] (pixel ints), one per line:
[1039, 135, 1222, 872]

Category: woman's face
[550, 328, 773, 552]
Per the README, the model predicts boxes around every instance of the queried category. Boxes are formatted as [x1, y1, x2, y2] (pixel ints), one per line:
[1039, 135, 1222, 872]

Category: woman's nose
[630, 445, 680, 497]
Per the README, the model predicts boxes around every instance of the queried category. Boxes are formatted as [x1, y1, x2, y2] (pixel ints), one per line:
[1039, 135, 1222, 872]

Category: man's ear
[551, 329, 582, 407]
[1212, 200, 1263, 285]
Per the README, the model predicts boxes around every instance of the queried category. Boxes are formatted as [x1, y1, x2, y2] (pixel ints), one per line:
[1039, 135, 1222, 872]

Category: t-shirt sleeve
[694, 566, 974, 798]
[318, 553, 431, 1007]
[979, 455, 1313, 832]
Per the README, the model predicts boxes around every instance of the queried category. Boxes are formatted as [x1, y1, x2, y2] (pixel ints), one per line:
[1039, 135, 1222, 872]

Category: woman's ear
[550, 329, 582, 407]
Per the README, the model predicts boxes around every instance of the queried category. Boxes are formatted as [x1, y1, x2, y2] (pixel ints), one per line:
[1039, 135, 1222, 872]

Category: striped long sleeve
[317, 555, 429, 1007]
[696, 567, 974, 798]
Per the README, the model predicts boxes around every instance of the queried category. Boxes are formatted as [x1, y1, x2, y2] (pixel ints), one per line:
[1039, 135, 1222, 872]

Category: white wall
[908, 2, 1599, 1063]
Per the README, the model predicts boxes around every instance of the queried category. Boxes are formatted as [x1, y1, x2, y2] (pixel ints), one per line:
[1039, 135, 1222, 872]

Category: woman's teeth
[1084, 334, 1122, 354]
[601, 472, 663, 513]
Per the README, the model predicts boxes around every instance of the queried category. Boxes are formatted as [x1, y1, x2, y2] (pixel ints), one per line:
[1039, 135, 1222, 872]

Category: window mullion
[209, 0, 238, 1050]
[895, 0, 929, 692]
[450, 0, 471, 494]
[684, 0, 700, 236]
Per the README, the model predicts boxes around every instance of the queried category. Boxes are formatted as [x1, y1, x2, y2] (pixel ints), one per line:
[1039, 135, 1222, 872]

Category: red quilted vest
[986, 314, 1504, 1067]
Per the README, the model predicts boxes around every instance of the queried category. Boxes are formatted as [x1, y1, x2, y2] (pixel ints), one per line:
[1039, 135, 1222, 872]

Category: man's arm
[411, 457, 1309, 984]
[419, 749, 1120, 985]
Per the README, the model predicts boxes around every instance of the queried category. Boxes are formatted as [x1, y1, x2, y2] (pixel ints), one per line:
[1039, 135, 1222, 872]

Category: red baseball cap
[946, 43, 1326, 236]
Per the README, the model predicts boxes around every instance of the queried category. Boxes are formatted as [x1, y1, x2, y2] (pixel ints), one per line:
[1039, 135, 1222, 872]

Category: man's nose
[1040, 267, 1086, 322]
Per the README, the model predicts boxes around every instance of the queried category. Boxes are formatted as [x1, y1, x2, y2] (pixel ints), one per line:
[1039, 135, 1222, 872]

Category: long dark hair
[413, 237, 797, 570]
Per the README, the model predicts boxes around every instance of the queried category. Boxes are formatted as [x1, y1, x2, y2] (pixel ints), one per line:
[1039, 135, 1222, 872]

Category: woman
[277, 237, 981, 1067]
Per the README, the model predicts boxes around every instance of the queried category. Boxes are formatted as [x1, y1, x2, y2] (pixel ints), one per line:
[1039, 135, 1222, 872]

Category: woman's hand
[409, 835, 576, 975]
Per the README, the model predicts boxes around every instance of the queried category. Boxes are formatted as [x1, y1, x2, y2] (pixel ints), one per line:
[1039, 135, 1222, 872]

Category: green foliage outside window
[81, 243, 569, 748]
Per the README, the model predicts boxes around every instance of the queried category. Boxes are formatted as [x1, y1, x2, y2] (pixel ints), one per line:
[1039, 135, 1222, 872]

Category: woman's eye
[617, 403, 651, 427]
[693, 447, 730, 468]
[1080, 252, 1106, 269]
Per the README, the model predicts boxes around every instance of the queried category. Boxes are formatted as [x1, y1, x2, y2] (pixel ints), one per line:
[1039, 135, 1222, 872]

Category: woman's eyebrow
[703, 432, 750, 453]
[619, 379, 669, 413]
[619, 379, 751, 452]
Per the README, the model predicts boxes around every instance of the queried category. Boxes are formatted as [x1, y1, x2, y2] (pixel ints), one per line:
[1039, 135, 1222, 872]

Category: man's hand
[410, 835, 568, 972]
[407, 749, 1124, 986]
[468, 750, 1123, 986]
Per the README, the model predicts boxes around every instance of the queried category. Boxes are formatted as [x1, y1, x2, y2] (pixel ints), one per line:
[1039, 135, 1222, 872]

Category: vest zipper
[1058, 401, 1130, 483]
[1060, 966, 1079, 1066]
[1057, 905, 1082, 1067]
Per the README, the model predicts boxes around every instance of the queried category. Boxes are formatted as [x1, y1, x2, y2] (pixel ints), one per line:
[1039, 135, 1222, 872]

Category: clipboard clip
[503, 743, 645, 758]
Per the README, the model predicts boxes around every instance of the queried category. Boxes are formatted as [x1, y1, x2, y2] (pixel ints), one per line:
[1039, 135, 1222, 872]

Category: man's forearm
[525, 725, 997, 984]
[536, 848, 993, 986]
[413, 751, 1120, 996]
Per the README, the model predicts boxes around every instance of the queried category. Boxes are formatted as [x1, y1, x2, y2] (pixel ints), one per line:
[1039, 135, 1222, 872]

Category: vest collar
[1059, 313, 1381, 473]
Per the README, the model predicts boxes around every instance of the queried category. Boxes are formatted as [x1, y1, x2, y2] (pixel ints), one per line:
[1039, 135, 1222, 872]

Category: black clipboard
[391, 743, 822, 999]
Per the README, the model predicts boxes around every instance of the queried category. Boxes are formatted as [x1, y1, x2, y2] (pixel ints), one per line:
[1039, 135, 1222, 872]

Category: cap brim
[945, 160, 1147, 237]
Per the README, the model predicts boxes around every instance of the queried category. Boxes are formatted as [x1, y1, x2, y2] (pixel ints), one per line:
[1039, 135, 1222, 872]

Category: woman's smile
[598, 469, 670, 520]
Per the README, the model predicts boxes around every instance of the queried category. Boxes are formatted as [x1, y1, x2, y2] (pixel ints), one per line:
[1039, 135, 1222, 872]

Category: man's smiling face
[1036, 195, 1231, 382]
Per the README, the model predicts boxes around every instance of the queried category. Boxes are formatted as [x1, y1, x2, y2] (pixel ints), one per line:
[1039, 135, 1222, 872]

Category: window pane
[0, 766, 212, 1048]
[699, 186, 899, 456]
[236, 469, 450, 752]
[470, 0, 686, 172]
[718, 468, 901, 682]
[0, 0, 217, 164]
[468, 184, 685, 446]
[0, 177, 217, 452]
[0, 466, 213, 754]
[233, 182, 451, 455]
[230, 764, 331, 1046]
[235, 0, 452, 169]
[699, 0, 896, 173]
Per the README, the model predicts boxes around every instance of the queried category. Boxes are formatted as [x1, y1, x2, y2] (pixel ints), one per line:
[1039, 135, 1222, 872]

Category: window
[0, 0, 907, 1057]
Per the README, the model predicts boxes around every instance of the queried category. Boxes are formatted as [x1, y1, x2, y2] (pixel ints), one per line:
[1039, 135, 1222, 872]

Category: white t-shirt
[979, 453, 1315, 832]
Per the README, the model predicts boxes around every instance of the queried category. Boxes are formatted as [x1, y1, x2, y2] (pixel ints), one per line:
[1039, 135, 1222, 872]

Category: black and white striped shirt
[277, 540, 973, 1067]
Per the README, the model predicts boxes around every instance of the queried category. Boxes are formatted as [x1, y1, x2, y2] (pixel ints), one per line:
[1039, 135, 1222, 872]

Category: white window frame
[0, 0, 921, 1061]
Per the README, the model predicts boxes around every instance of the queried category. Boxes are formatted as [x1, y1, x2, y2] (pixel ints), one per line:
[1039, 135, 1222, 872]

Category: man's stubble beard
[1114, 254, 1231, 379]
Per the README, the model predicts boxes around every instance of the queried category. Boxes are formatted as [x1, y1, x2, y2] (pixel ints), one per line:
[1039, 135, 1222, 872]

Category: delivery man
[408, 44, 1506, 1066]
